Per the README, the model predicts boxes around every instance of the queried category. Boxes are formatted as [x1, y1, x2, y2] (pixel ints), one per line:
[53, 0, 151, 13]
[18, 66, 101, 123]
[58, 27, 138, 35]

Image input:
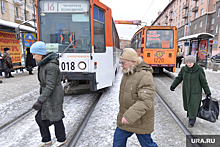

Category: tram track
[155, 91, 201, 147]
[0, 91, 103, 146]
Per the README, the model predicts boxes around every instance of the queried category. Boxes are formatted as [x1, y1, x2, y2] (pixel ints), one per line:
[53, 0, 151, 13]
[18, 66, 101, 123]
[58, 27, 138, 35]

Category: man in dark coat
[25, 47, 36, 74]
[113, 48, 158, 147]
[0, 51, 4, 83]
[170, 55, 211, 127]
[30, 41, 67, 147]
[3, 48, 14, 78]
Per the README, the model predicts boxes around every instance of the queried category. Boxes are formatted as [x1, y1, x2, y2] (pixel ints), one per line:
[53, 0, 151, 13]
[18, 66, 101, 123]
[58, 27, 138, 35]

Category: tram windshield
[39, 1, 91, 53]
[146, 30, 174, 49]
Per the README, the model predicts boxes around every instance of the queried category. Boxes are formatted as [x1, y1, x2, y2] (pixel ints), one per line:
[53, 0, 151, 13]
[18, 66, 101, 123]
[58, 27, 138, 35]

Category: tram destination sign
[42, 1, 88, 13]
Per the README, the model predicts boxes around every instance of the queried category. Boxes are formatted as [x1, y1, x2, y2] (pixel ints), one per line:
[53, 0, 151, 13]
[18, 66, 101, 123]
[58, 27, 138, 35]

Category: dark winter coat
[25, 48, 36, 70]
[117, 58, 155, 134]
[3, 51, 13, 70]
[0, 54, 5, 72]
[37, 52, 64, 122]
[171, 63, 211, 119]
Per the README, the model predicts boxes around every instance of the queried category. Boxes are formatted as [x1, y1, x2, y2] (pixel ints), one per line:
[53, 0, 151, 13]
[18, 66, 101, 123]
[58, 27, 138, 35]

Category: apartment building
[0, 0, 36, 66]
[151, 0, 220, 56]
[120, 39, 131, 49]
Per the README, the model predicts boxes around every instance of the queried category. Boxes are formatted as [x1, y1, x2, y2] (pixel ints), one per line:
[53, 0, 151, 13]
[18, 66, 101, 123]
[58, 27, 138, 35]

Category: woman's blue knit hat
[30, 41, 47, 55]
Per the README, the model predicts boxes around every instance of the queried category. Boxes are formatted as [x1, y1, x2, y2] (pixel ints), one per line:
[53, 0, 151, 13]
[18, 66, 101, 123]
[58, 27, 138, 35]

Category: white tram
[36, 0, 120, 93]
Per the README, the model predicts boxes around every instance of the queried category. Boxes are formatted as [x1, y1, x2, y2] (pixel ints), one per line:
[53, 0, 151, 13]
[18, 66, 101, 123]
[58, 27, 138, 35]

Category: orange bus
[131, 26, 178, 73]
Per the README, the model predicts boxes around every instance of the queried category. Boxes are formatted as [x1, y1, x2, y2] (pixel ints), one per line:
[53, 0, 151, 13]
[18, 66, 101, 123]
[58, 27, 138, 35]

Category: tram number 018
[154, 58, 164, 63]
[61, 62, 75, 70]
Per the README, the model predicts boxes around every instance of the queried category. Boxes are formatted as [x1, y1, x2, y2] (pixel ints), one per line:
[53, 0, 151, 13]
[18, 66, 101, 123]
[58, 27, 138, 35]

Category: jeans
[35, 110, 66, 142]
[113, 127, 158, 147]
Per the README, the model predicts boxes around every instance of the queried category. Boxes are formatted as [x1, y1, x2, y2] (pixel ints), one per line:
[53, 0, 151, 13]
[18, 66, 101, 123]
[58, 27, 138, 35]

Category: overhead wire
[141, 0, 155, 23]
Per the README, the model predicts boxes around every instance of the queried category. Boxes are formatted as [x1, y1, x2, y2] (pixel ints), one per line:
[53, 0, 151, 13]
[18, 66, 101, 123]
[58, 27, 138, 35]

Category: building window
[212, 18, 215, 24]
[177, 0, 178, 5]
[202, 0, 204, 3]
[177, 8, 178, 12]
[15, 7, 18, 16]
[195, 12, 198, 18]
[1, 1, 5, 13]
[179, 15, 180, 20]
[200, 21, 202, 27]
[201, 9, 203, 15]
[216, 25, 219, 34]
[213, 4, 216, 11]
[181, 21, 183, 26]
[180, 6, 181, 11]
[178, 23, 180, 27]
[194, 24, 197, 30]
[196, 1, 198, 7]
[174, 3, 176, 8]
[218, 7, 220, 17]
[191, 0, 193, 6]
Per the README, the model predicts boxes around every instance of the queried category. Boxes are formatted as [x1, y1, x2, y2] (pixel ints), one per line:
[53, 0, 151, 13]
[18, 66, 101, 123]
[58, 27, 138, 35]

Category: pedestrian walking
[3, 48, 14, 78]
[0, 51, 5, 81]
[25, 47, 36, 75]
[113, 48, 158, 147]
[176, 48, 184, 68]
[170, 55, 211, 127]
[30, 41, 67, 147]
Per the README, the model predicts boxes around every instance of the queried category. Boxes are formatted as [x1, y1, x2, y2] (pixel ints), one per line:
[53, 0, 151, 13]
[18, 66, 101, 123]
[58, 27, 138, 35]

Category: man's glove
[206, 94, 211, 97]
[170, 86, 175, 91]
[32, 100, 42, 110]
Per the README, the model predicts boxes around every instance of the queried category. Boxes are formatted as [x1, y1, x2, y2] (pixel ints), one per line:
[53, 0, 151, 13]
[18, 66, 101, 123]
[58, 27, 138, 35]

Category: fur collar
[37, 52, 58, 66]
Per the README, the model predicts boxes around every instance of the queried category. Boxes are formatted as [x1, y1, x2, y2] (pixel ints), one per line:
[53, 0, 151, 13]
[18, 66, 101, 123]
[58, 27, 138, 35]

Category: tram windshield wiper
[60, 41, 74, 57]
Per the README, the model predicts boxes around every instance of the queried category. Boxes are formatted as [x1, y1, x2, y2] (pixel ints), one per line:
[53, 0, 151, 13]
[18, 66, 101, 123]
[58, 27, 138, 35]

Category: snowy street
[0, 66, 220, 146]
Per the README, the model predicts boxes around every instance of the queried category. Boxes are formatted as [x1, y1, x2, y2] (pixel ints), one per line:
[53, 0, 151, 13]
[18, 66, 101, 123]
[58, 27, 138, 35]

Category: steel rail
[67, 92, 102, 147]
[0, 109, 34, 133]
[155, 92, 201, 147]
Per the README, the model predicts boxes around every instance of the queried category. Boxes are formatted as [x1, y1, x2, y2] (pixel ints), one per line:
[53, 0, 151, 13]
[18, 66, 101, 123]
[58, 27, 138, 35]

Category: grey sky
[100, 0, 170, 40]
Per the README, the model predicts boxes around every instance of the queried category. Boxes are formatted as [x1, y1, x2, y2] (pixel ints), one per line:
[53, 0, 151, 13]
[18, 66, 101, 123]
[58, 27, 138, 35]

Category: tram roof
[178, 33, 214, 41]
[0, 19, 36, 33]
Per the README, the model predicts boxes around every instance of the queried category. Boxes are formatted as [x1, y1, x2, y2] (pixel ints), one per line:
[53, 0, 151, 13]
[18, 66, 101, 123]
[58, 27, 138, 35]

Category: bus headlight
[78, 62, 86, 70]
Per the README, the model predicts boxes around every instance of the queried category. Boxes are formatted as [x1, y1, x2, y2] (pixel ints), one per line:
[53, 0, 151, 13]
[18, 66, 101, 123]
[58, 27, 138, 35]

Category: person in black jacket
[0, 51, 3, 83]
[25, 47, 36, 75]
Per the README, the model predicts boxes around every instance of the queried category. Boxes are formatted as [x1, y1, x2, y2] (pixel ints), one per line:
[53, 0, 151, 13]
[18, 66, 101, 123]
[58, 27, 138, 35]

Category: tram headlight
[78, 62, 86, 70]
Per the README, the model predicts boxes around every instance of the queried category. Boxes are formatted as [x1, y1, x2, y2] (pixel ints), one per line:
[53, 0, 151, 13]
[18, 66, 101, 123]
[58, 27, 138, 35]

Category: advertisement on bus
[0, 31, 21, 63]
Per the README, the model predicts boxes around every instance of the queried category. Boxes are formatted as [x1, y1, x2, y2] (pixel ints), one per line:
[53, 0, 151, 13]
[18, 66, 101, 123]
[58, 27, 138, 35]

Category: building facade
[0, 0, 36, 67]
[151, 0, 220, 56]
[120, 39, 131, 49]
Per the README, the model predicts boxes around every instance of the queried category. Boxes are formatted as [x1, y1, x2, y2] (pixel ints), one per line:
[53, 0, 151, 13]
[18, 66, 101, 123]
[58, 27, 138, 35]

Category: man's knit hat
[30, 41, 47, 55]
[4, 48, 10, 51]
[120, 48, 138, 62]
[185, 55, 196, 63]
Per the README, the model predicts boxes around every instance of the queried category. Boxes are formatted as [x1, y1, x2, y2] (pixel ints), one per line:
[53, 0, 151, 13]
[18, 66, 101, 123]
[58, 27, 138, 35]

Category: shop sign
[0, 31, 21, 63]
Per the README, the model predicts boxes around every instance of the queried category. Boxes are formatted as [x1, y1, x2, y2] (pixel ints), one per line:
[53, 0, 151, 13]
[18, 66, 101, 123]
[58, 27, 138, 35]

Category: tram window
[146, 30, 174, 49]
[93, 6, 106, 53]
[39, 13, 91, 53]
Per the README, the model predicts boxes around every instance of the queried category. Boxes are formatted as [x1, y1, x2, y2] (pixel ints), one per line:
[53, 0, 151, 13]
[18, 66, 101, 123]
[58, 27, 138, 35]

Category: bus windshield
[146, 30, 174, 49]
[39, 1, 90, 53]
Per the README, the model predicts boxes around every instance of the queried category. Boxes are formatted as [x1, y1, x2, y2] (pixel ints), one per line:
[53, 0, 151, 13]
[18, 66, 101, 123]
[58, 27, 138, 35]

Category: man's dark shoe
[0, 80, 2, 83]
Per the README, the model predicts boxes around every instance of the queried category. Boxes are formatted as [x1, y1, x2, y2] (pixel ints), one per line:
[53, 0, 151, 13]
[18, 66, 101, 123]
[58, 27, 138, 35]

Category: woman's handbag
[197, 95, 219, 123]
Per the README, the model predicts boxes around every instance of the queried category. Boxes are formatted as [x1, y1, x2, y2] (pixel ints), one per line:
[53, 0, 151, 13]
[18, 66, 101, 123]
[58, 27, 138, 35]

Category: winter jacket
[25, 48, 36, 71]
[117, 58, 155, 134]
[37, 52, 64, 122]
[171, 63, 211, 119]
[3, 51, 13, 70]
[0, 54, 5, 72]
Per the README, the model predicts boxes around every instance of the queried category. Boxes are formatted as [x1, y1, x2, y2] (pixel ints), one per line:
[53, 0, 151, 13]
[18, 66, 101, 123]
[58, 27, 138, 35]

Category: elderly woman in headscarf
[170, 55, 211, 127]
[3, 48, 14, 78]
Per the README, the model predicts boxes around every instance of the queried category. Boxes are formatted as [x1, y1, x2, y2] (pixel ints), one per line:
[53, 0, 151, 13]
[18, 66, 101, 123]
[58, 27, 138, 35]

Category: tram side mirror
[15, 27, 20, 40]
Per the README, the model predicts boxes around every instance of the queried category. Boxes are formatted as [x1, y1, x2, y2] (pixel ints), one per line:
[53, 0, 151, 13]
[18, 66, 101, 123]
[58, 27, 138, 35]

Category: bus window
[146, 30, 174, 49]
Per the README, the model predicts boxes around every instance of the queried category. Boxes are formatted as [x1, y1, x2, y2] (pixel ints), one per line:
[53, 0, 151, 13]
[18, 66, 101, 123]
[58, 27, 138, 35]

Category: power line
[141, 0, 154, 21]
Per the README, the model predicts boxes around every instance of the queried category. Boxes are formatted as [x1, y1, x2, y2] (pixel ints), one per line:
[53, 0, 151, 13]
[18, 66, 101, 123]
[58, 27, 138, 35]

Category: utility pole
[24, 0, 27, 21]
